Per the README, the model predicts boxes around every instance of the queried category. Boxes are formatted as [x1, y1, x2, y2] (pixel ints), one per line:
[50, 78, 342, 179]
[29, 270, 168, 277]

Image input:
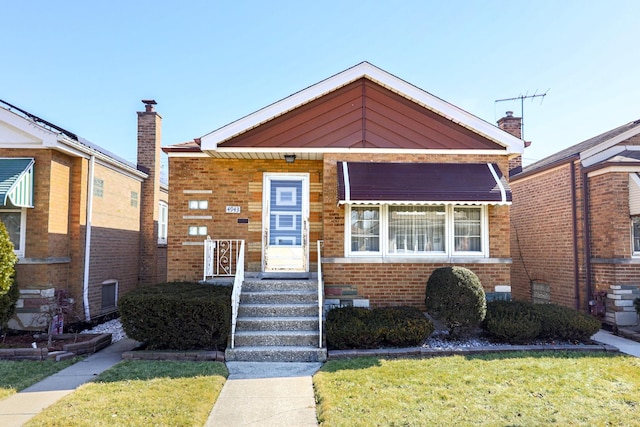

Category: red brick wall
[510, 163, 580, 308]
[323, 262, 511, 309]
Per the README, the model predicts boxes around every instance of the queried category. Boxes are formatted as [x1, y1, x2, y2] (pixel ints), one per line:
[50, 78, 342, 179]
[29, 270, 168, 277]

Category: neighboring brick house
[163, 62, 524, 310]
[510, 117, 640, 326]
[0, 99, 168, 330]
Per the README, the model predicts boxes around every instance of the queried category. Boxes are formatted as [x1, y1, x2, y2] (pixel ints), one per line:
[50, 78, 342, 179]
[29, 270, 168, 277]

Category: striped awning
[0, 158, 35, 208]
[337, 161, 511, 205]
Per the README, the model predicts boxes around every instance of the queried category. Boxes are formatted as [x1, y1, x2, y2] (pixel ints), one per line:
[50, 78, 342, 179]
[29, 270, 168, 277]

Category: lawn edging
[122, 349, 225, 362]
[328, 343, 620, 360]
[0, 333, 112, 361]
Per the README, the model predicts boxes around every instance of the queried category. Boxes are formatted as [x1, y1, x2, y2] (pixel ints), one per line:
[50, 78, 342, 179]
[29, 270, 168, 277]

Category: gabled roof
[197, 62, 524, 156]
[0, 99, 147, 180]
[518, 119, 640, 177]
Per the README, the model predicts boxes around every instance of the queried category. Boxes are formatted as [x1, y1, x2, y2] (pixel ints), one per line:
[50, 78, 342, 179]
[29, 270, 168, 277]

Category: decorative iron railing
[203, 237, 243, 280]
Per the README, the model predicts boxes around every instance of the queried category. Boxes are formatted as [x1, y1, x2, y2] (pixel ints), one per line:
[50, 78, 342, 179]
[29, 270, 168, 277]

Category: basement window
[101, 280, 118, 312]
[531, 281, 551, 304]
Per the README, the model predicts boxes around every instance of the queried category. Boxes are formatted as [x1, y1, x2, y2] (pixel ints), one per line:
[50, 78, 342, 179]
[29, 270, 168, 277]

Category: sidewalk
[0, 338, 138, 427]
[592, 329, 640, 357]
[205, 362, 323, 427]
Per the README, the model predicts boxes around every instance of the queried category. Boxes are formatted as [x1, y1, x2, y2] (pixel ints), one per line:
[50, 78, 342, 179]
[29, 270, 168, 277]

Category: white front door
[263, 173, 309, 273]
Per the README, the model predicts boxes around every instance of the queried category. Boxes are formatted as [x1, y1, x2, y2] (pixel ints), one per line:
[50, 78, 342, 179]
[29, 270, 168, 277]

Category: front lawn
[314, 352, 640, 426]
[0, 358, 81, 400]
[26, 360, 228, 427]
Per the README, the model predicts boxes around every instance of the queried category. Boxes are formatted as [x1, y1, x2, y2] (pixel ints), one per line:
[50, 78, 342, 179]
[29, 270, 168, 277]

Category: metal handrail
[317, 240, 324, 348]
[230, 240, 245, 349]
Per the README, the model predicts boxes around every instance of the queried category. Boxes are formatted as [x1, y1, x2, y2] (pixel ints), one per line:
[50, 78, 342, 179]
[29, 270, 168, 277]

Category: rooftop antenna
[495, 90, 548, 141]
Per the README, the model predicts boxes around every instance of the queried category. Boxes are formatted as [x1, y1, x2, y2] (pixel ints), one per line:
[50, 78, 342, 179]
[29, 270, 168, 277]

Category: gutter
[570, 162, 580, 310]
[82, 155, 95, 321]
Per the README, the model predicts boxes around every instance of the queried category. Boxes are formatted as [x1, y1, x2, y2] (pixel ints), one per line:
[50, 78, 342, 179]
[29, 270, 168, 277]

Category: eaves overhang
[199, 62, 524, 155]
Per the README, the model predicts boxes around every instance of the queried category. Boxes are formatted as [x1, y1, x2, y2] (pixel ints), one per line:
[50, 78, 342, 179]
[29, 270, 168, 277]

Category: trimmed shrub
[326, 305, 434, 350]
[0, 221, 18, 331]
[482, 300, 601, 344]
[119, 282, 231, 350]
[425, 266, 486, 337]
[534, 303, 601, 342]
[483, 300, 541, 344]
[374, 306, 435, 347]
[325, 306, 379, 349]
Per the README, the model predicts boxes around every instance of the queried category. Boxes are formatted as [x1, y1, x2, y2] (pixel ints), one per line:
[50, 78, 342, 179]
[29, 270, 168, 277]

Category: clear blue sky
[2, 1, 638, 167]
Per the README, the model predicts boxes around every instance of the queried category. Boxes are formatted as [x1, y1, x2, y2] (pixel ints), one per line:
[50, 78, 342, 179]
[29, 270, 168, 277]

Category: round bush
[425, 267, 486, 337]
[325, 306, 378, 349]
[373, 306, 435, 346]
[533, 303, 601, 342]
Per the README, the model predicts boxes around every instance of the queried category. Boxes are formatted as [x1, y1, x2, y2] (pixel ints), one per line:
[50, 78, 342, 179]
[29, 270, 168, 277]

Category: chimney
[137, 99, 162, 286]
[497, 111, 527, 175]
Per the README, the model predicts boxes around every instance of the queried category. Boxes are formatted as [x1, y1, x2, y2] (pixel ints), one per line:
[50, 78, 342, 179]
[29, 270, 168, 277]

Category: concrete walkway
[0, 338, 138, 427]
[205, 362, 323, 427]
[0, 330, 639, 427]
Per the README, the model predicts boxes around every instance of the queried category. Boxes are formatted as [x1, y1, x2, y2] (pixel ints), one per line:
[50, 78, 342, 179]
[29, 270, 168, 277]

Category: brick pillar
[497, 111, 525, 173]
[137, 100, 161, 286]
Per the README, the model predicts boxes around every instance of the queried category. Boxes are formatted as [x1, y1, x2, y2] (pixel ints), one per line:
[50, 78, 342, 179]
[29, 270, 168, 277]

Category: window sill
[323, 256, 511, 264]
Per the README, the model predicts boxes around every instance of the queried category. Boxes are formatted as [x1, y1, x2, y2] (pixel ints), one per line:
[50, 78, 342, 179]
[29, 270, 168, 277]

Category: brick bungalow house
[163, 62, 524, 309]
[510, 117, 640, 327]
[0, 99, 167, 330]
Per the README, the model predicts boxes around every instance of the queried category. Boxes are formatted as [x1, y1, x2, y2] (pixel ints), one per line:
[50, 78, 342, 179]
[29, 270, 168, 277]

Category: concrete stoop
[226, 278, 327, 363]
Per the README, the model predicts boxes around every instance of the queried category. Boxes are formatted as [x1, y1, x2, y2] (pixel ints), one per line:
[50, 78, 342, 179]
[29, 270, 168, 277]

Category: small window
[633, 216, 640, 254]
[130, 191, 138, 207]
[158, 201, 168, 244]
[453, 207, 482, 253]
[0, 209, 25, 256]
[188, 226, 207, 236]
[532, 281, 551, 304]
[101, 280, 118, 311]
[93, 178, 104, 197]
[350, 206, 380, 253]
[188, 200, 208, 210]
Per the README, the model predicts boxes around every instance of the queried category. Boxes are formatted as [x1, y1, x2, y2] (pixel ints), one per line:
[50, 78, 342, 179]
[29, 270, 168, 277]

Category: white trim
[183, 189, 213, 194]
[341, 161, 351, 203]
[339, 200, 510, 206]
[212, 147, 510, 155]
[587, 165, 640, 178]
[487, 163, 507, 204]
[580, 124, 640, 164]
[165, 151, 210, 158]
[345, 204, 489, 258]
[200, 62, 524, 154]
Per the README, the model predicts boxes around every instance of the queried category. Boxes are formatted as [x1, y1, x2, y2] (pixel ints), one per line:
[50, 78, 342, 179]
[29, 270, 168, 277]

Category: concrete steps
[226, 278, 326, 363]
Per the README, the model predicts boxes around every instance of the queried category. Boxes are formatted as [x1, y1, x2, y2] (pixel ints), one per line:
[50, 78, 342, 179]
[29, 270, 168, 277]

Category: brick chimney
[497, 111, 527, 174]
[137, 99, 161, 286]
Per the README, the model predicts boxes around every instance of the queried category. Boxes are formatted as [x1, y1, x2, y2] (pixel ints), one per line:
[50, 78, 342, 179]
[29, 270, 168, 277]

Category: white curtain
[454, 207, 481, 252]
[388, 205, 445, 253]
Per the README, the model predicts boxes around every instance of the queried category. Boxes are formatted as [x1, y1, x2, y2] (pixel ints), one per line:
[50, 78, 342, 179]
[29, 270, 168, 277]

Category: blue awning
[0, 158, 35, 208]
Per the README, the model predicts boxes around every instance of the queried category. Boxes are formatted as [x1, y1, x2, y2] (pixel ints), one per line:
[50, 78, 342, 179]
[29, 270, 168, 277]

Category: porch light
[284, 154, 296, 164]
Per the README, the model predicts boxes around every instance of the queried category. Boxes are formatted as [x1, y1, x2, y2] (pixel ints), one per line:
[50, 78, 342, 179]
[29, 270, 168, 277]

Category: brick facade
[0, 101, 167, 329]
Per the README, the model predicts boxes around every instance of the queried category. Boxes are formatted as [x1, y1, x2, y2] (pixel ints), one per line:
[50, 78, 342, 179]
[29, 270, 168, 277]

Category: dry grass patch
[26, 360, 228, 427]
[314, 352, 640, 426]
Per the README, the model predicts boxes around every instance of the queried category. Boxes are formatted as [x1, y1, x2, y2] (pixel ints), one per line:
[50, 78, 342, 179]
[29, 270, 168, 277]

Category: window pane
[0, 211, 21, 251]
[389, 206, 445, 253]
[350, 207, 379, 252]
[454, 207, 482, 252]
[633, 217, 640, 252]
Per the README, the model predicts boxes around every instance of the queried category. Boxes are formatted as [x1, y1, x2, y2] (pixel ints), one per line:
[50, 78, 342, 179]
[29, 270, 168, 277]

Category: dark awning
[337, 161, 511, 205]
[0, 158, 35, 208]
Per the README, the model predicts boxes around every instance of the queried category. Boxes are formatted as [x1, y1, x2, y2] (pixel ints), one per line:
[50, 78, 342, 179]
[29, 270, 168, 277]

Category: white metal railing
[317, 240, 324, 348]
[230, 240, 245, 349]
[204, 237, 244, 280]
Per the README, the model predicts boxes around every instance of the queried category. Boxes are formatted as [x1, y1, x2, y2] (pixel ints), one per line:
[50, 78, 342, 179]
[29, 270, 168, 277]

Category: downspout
[581, 167, 594, 314]
[82, 155, 95, 321]
[570, 162, 580, 310]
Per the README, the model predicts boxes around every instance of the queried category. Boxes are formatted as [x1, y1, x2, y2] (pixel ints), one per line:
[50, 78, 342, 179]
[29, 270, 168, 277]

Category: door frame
[262, 172, 310, 273]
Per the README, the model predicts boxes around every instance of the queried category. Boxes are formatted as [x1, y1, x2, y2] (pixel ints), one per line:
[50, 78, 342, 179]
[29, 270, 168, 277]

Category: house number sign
[226, 206, 241, 214]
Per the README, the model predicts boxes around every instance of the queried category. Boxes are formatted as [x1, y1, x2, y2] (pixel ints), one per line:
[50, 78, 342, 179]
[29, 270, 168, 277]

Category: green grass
[314, 352, 640, 426]
[0, 358, 81, 400]
[25, 360, 228, 427]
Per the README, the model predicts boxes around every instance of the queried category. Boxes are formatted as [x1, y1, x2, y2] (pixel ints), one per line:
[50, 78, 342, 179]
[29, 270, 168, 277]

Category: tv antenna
[495, 90, 548, 141]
